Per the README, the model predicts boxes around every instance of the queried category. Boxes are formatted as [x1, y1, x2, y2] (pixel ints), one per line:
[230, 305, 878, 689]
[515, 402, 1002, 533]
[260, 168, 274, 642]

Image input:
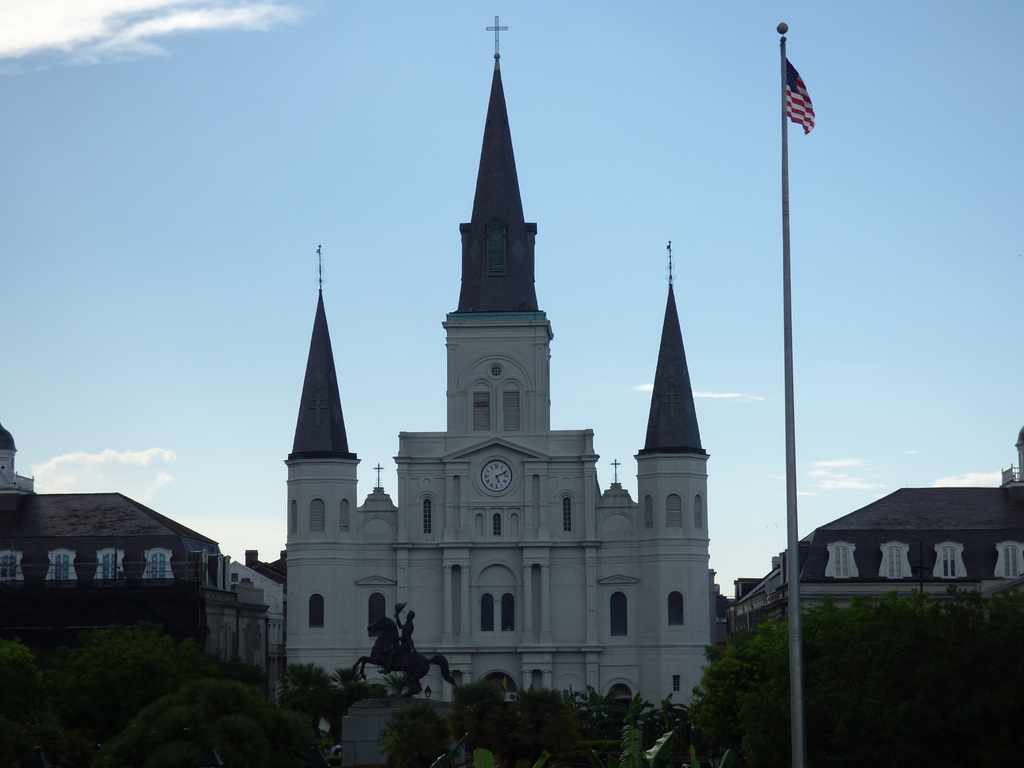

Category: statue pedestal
[341, 698, 452, 767]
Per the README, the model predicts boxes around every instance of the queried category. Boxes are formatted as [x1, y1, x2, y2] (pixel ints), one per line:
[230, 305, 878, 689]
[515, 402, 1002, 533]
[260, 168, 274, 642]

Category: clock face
[481, 459, 513, 492]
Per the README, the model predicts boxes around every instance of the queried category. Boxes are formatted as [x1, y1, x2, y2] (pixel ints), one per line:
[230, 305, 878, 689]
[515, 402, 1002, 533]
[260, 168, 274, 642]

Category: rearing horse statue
[352, 616, 458, 697]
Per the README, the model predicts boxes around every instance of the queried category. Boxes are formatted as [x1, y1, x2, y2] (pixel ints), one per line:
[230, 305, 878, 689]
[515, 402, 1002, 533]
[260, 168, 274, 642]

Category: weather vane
[486, 15, 507, 59]
[666, 240, 673, 287]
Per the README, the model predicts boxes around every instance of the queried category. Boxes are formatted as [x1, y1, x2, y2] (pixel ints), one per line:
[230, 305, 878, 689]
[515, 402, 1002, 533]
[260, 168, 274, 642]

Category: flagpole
[778, 22, 807, 768]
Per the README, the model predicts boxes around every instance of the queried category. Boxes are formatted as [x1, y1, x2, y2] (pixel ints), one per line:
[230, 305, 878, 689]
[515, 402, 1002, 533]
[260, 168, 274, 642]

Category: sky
[2, 1, 1022, 594]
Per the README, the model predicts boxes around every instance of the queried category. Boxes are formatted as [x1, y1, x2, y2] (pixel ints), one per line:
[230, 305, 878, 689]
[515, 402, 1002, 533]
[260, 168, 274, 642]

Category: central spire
[455, 59, 539, 314]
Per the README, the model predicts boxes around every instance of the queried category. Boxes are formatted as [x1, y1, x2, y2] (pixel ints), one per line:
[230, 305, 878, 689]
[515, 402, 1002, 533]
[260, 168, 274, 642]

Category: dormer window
[825, 541, 858, 578]
[486, 220, 507, 274]
[995, 541, 1024, 578]
[144, 547, 173, 579]
[879, 541, 911, 579]
[934, 541, 966, 579]
[0, 550, 23, 582]
[47, 549, 77, 582]
[95, 547, 124, 581]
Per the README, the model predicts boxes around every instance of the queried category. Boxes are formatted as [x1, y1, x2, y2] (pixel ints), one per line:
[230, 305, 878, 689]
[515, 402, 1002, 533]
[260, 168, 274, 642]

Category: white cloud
[932, 471, 1000, 488]
[805, 458, 884, 491]
[810, 458, 870, 469]
[31, 447, 177, 502]
[0, 1, 302, 64]
[631, 384, 764, 402]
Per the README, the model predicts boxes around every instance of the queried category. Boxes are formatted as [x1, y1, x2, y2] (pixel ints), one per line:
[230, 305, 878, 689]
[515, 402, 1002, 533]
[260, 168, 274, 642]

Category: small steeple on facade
[290, 290, 355, 460]
[640, 284, 705, 456]
[285, 289, 360, 665]
[634, 282, 711, 692]
[0, 418, 34, 498]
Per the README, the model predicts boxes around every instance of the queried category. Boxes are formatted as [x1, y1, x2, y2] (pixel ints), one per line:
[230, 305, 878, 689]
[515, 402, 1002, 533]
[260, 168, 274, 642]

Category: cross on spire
[317, 244, 323, 291]
[662, 382, 683, 420]
[611, 458, 621, 483]
[666, 240, 673, 287]
[308, 389, 328, 427]
[374, 463, 384, 488]
[486, 15, 507, 59]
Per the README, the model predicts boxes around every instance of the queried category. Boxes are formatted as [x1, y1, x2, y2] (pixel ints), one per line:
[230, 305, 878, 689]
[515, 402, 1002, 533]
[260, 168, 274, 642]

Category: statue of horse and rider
[352, 603, 457, 697]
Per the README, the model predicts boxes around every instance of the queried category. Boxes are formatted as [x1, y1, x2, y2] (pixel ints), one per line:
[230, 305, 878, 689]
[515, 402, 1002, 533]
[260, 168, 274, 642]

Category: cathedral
[284, 54, 712, 704]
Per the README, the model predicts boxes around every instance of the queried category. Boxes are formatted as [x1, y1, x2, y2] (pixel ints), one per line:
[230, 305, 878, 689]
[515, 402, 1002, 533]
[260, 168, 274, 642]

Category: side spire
[290, 287, 355, 460]
[455, 55, 539, 314]
[640, 283, 704, 455]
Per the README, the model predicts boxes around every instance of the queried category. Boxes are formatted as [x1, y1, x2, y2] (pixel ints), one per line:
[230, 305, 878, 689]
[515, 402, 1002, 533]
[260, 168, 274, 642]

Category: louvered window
[503, 389, 520, 431]
[310, 499, 325, 532]
[474, 390, 490, 431]
[666, 494, 682, 527]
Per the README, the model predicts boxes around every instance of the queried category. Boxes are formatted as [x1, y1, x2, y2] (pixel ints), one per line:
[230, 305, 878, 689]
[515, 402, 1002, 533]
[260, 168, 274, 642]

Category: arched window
[47, 549, 76, 582]
[878, 541, 910, 579]
[693, 495, 704, 528]
[339, 499, 350, 531]
[666, 494, 682, 527]
[289, 500, 297, 533]
[309, 594, 325, 628]
[143, 548, 172, 580]
[310, 498, 326, 532]
[562, 497, 572, 532]
[423, 498, 433, 534]
[668, 591, 684, 625]
[369, 592, 386, 624]
[610, 591, 627, 636]
[644, 496, 653, 529]
[501, 593, 515, 631]
[481, 593, 495, 631]
[826, 542, 858, 578]
[492, 513, 502, 536]
[486, 221, 507, 274]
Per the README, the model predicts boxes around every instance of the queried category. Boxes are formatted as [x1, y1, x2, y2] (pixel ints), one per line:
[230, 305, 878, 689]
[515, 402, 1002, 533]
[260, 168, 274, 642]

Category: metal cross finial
[611, 459, 621, 484]
[666, 240, 673, 287]
[486, 15, 507, 59]
[317, 244, 323, 291]
[374, 463, 384, 487]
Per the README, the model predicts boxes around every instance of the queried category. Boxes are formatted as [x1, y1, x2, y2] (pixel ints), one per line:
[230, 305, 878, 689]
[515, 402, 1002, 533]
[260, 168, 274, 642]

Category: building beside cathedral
[284, 56, 712, 703]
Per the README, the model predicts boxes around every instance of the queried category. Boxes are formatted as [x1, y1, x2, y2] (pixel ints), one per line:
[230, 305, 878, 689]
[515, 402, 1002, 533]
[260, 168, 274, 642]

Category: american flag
[786, 59, 815, 134]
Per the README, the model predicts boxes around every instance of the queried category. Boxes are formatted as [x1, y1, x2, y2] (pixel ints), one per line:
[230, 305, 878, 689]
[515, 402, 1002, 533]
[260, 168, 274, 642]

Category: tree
[503, 687, 579, 766]
[691, 591, 1024, 768]
[379, 702, 450, 768]
[93, 678, 308, 768]
[277, 662, 337, 738]
[45, 622, 219, 744]
[450, 679, 505, 752]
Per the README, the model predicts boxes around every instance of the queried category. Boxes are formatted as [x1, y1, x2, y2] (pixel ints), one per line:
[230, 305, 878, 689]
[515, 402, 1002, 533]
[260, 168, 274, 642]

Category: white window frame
[46, 548, 77, 582]
[878, 541, 911, 579]
[933, 541, 966, 579]
[825, 541, 859, 578]
[0, 549, 24, 582]
[995, 541, 1024, 578]
[144, 547, 174, 579]
[94, 547, 124, 581]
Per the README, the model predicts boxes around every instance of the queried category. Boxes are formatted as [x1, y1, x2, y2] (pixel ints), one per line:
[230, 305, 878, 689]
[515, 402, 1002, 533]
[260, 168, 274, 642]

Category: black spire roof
[640, 284, 705, 455]
[455, 59, 539, 314]
[289, 291, 355, 460]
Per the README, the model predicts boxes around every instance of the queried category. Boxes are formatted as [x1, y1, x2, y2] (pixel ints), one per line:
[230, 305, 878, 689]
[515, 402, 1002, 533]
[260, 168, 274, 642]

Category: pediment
[355, 575, 397, 586]
[597, 574, 640, 585]
[445, 437, 550, 463]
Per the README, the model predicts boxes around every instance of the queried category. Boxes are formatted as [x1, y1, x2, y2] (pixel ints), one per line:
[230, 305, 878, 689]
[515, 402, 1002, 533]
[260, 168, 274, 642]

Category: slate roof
[455, 58, 539, 314]
[639, 284, 704, 455]
[289, 290, 356, 460]
[800, 487, 1024, 583]
[1, 492, 216, 544]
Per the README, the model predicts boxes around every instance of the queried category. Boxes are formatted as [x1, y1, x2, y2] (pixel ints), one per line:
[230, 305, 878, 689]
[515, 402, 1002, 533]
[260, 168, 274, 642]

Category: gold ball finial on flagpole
[777, 22, 788, 34]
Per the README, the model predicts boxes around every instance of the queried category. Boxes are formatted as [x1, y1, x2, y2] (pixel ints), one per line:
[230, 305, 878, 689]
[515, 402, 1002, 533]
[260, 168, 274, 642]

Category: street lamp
[424, 686, 432, 699]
